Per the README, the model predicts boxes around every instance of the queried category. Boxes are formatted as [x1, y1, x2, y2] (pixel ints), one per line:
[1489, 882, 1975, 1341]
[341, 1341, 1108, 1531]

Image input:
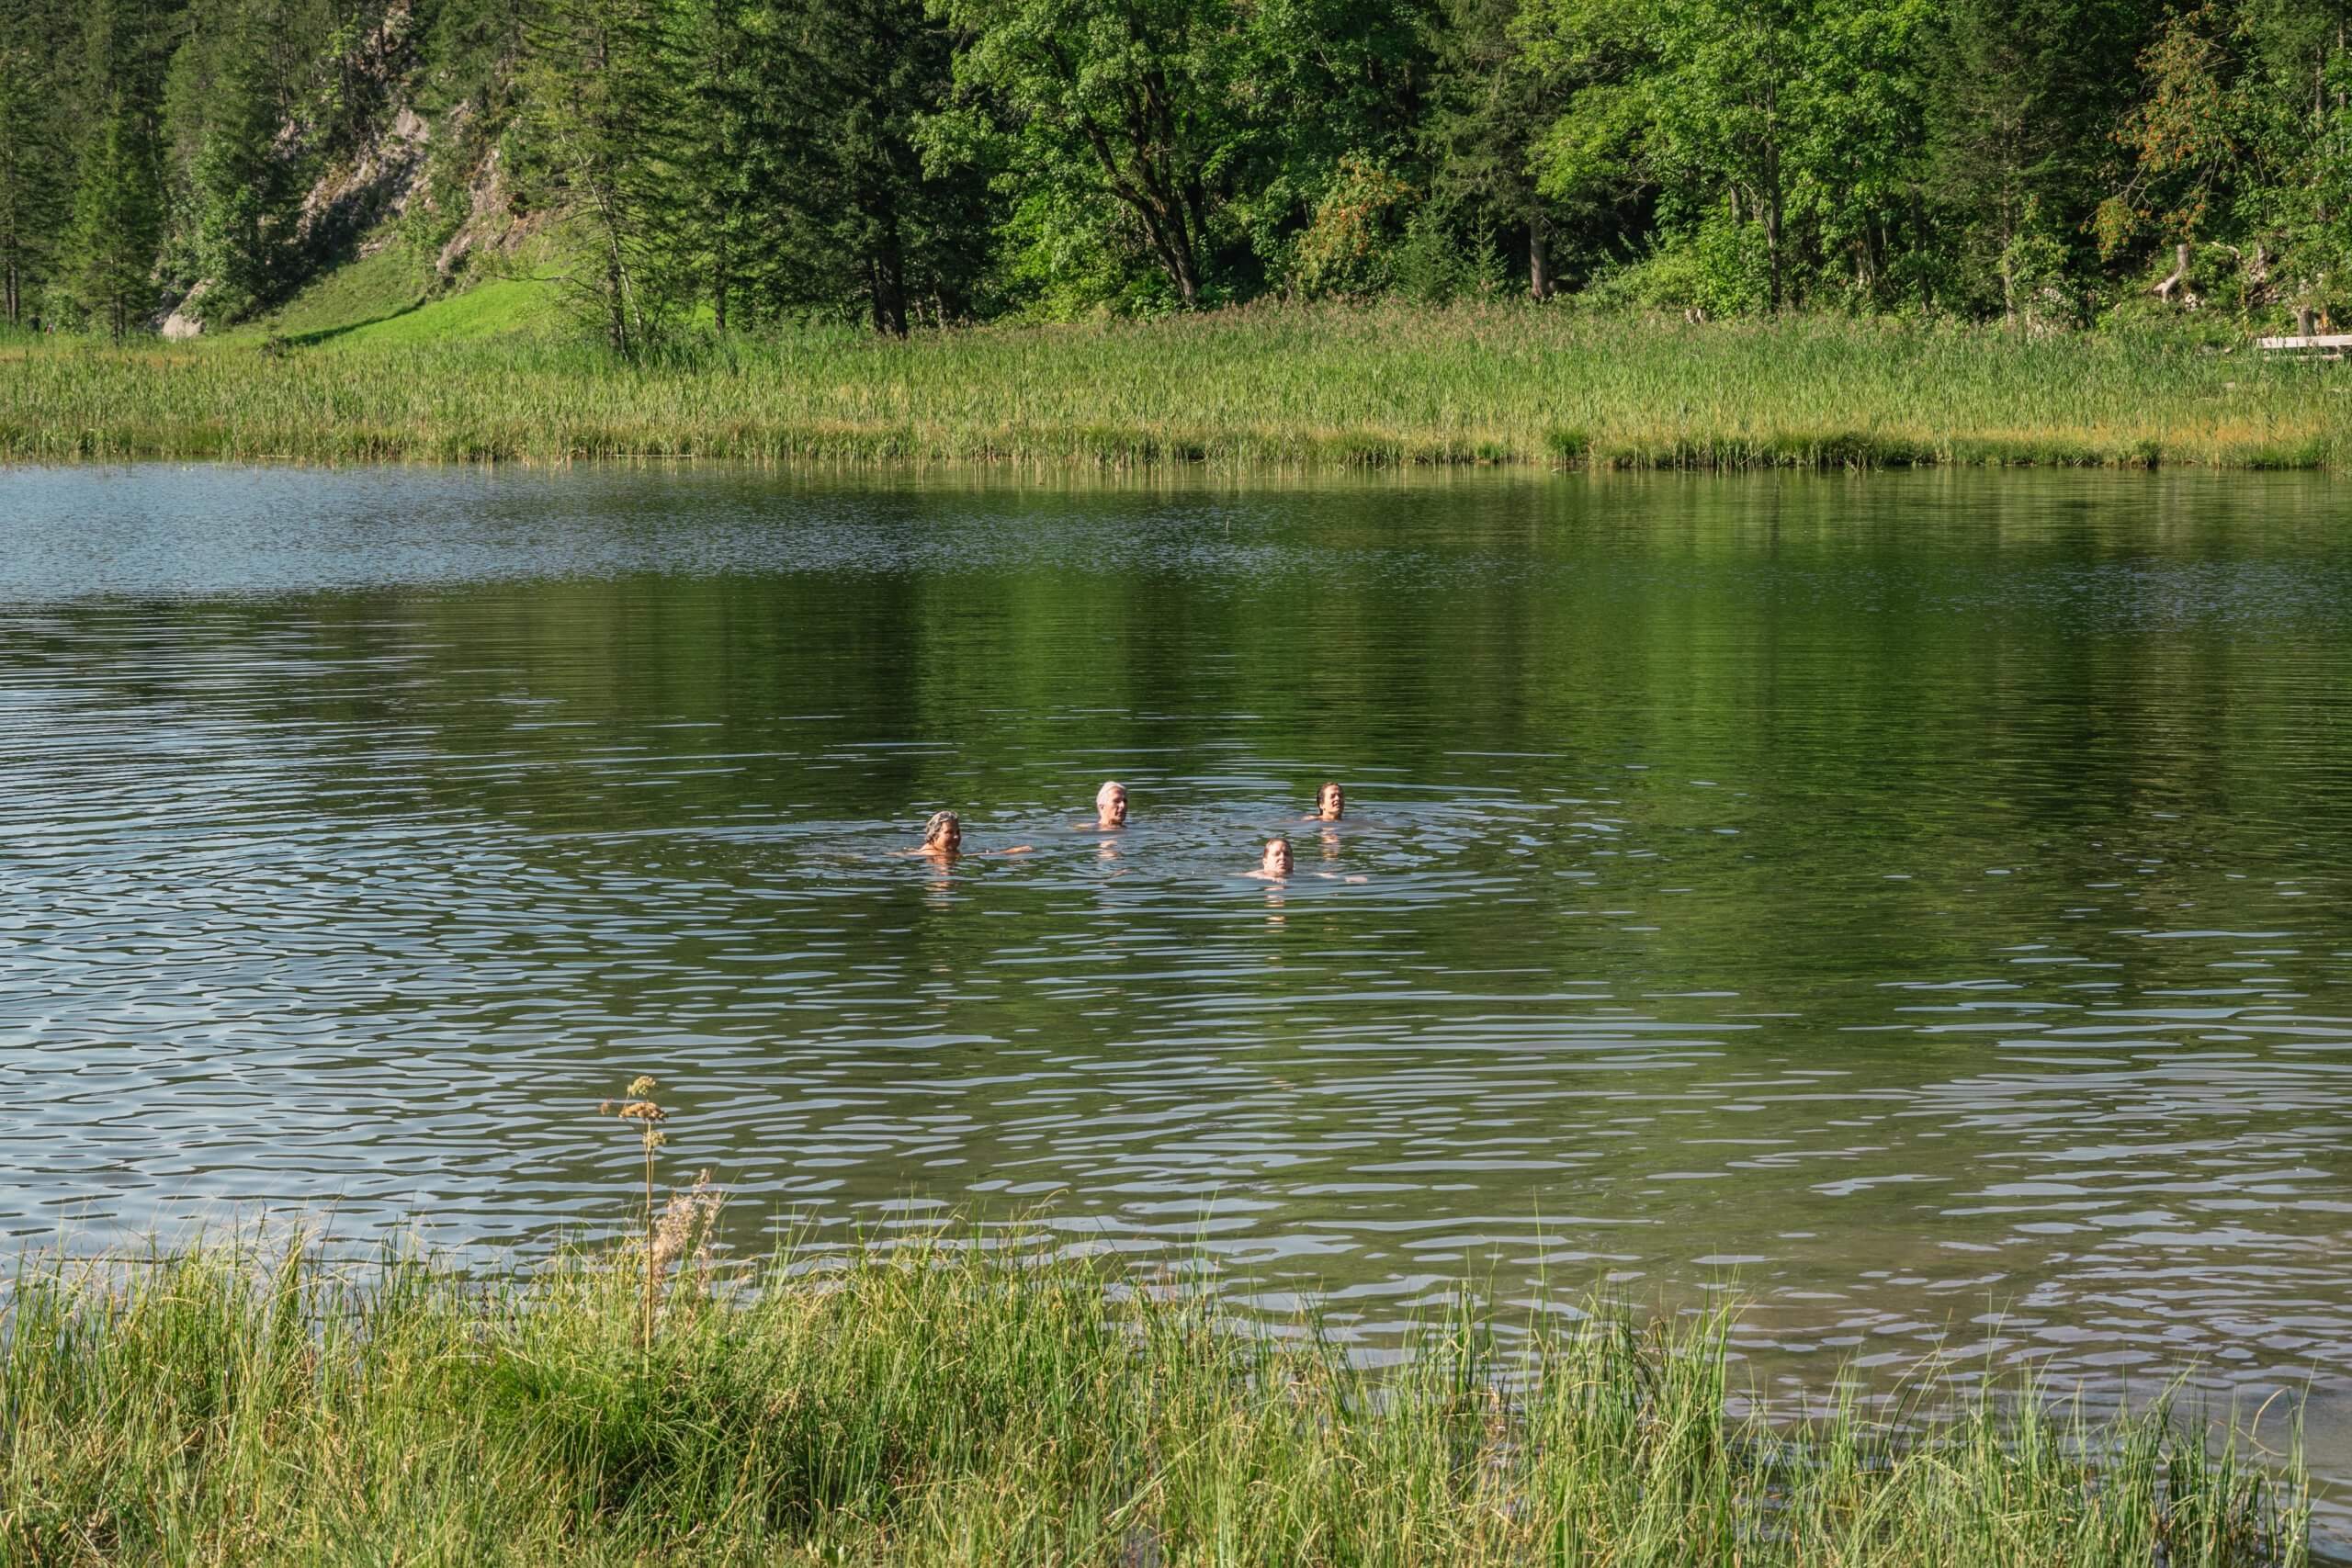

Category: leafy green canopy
[3, 0, 2349, 336]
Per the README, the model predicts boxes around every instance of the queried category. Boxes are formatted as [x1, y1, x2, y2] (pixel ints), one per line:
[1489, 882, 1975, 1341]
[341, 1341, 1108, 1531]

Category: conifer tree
[759, 0, 986, 333]
[65, 0, 168, 338]
[190, 1, 305, 321]
[1419, 0, 1558, 296]
[514, 0, 673, 355]
[660, 0, 759, 333]
[0, 40, 66, 324]
[70, 96, 166, 338]
[1927, 0, 2164, 317]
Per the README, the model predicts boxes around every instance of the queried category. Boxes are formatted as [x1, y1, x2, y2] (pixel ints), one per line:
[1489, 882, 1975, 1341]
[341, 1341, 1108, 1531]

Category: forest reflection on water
[1, 463, 2347, 1523]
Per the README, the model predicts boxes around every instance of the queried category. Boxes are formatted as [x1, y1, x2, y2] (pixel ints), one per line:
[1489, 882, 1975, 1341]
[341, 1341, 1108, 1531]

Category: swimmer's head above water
[922, 810, 962, 854]
[1314, 782, 1344, 820]
[1095, 780, 1128, 829]
[1261, 837, 1294, 877]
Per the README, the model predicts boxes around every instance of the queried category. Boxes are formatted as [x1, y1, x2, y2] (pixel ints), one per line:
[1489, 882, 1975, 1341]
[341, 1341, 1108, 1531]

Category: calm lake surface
[4, 464, 2348, 1517]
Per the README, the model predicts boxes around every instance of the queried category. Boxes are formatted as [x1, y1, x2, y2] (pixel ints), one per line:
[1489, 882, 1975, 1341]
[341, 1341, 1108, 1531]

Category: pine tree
[757, 0, 988, 333]
[63, 0, 168, 338]
[0, 40, 67, 324]
[514, 0, 673, 355]
[660, 0, 759, 333]
[1927, 0, 2165, 316]
[70, 95, 166, 338]
[1420, 0, 1558, 296]
[190, 1, 304, 321]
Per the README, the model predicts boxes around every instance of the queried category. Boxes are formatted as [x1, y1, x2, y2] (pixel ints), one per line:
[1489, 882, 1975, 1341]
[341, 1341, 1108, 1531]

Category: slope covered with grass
[220, 238, 569, 348]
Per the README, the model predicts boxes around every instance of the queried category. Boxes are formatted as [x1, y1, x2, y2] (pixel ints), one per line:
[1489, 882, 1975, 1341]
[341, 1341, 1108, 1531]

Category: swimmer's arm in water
[895, 844, 1034, 858]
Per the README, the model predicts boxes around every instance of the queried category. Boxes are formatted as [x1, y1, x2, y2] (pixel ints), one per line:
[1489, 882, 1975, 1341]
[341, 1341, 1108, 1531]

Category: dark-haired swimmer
[903, 810, 1032, 861]
[1304, 782, 1344, 821]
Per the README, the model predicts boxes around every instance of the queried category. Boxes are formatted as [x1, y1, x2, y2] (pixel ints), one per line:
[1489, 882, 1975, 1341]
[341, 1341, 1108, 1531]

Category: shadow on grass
[276, 298, 428, 348]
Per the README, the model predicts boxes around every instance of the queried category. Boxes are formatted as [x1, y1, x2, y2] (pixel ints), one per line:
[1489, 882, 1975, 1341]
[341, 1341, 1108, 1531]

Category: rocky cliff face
[298, 104, 433, 261]
[163, 0, 535, 332]
[434, 145, 555, 282]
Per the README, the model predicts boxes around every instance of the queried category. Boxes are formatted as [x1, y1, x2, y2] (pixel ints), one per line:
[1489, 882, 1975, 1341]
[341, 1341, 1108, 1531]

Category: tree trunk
[1528, 220, 1550, 299]
[1761, 74, 1784, 313]
[601, 217, 630, 358]
[2154, 241, 2191, 304]
[868, 232, 909, 338]
[1046, 42, 1204, 308]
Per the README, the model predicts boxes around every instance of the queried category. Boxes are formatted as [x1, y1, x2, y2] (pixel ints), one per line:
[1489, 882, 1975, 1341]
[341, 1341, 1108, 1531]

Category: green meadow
[5, 295, 2346, 470]
[0, 1232, 2310, 1565]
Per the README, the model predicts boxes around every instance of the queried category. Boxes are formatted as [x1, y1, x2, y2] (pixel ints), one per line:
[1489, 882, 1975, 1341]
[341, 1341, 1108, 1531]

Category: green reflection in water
[2, 465, 2347, 1512]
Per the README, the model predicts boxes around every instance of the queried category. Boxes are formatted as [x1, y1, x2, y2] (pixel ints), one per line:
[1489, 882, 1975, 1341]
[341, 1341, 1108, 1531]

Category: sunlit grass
[4, 302, 2346, 469]
[0, 1230, 2308, 1564]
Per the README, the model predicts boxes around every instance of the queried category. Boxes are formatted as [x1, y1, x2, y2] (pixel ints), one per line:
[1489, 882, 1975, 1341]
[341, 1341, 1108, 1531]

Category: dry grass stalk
[599, 1074, 671, 1348]
[648, 1168, 722, 1316]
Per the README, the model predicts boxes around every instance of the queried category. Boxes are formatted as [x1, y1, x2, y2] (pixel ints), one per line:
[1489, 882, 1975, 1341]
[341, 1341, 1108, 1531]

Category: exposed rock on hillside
[300, 105, 431, 262]
[435, 141, 546, 279]
[161, 282, 209, 340]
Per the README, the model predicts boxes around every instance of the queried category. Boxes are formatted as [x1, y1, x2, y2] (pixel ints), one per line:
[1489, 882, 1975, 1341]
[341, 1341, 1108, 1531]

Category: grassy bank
[0, 1235, 2308, 1565]
[4, 304, 2348, 470]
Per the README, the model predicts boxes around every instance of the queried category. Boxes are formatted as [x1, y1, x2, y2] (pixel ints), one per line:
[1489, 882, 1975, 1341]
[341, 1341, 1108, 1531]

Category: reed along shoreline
[5, 305, 2346, 472]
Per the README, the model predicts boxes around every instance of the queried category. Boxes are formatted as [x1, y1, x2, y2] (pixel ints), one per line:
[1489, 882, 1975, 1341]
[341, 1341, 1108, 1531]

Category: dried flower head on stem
[600, 1074, 674, 1348]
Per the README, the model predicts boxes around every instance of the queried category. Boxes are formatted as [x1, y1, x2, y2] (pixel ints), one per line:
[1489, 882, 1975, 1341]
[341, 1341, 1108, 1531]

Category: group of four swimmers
[911, 780, 1346, 878]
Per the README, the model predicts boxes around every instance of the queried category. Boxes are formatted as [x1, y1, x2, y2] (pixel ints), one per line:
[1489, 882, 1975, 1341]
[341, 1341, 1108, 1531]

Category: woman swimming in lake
[1306, 782, 1344, 821]
[906, 810, 1032, 861]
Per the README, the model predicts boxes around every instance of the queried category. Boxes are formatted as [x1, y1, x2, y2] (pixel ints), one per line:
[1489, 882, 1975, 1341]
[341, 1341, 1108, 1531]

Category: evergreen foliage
[186, 2, 307, 320]
[70, 103, 166, 341]
[0, 39, 67, 325]
[752, 0, 989, 333]
[6, 0, 2351, 338]
[63, 0, 169, 339]
[511, 0, 673, 355]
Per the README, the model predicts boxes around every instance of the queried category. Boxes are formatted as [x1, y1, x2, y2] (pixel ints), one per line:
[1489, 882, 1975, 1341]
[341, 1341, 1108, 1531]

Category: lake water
[3, 464, 2348, 1524]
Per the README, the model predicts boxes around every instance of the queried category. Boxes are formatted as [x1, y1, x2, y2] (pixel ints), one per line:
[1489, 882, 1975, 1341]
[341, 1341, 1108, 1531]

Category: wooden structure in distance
[2256, 333, 2352, 358]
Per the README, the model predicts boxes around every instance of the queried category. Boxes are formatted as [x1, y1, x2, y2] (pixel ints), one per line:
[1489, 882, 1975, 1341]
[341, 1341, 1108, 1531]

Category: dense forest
[1, 0, 2347, 344]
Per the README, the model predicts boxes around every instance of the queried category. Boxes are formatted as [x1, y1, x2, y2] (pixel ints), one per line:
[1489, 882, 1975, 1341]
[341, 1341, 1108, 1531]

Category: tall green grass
[4, 303, 2346, 469]
[0, 1233, 2308, 1564]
